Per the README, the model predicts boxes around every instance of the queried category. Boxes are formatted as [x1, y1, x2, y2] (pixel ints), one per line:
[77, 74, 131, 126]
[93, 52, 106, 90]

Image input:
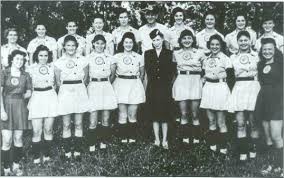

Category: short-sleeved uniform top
[1, 44, 28, 68]
[57, 34, 86, 56]
[54, 55, 88, 82]
[202, 52, 232, 79]
[113, 52, 144, 76]
[112, 26, 141, 47]
[255, 32, 284, 53]
[173, 48, 204, 72]
[27, 36, 57, 54]
[138, 23, 170, 53]
[230, 51, 259, 78]
[87, 52, 114, 78]
[86, 31, 114, 54]
[225, 28, 257, 54]
[27, 63, 55, 88]
[196, 29, 224, 53]
[168, 24, 195, 50]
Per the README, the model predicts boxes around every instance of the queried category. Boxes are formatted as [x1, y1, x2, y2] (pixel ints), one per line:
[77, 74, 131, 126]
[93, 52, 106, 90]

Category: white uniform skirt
[28, 89, 58, 119]
[228, 81, 260, 112]
[200, 81, 231, 111]
[57, 83, 90, 115]
[112, 78, 145, 104]
[172, 74, 202, 101]
[88, 81, 117, 111]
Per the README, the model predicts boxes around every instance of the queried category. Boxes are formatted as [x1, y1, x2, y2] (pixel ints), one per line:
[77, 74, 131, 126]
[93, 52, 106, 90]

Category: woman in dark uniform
[255, 38, 283, 176]
[1, 50, 32, 176]
[144, 29, 176, 149]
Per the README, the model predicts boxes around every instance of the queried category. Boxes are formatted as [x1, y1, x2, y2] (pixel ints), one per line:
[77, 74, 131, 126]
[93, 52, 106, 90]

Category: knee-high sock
[13, 146, 23, 163]
[63, 137, 72, 153]
[42, 140, 53, 157]
[32, 141, 41, 159]
[86, 129, 97, 146]
[2, 149, 10, 169]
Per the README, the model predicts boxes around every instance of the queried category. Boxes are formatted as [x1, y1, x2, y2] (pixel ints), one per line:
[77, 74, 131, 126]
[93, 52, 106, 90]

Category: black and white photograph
[0, 1, 283, 177]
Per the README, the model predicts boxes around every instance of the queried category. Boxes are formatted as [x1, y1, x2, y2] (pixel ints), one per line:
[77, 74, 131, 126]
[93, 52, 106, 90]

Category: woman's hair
[258, 38, 283, 64]
[237, 30, 251, 41]
[169, 7, 184, 26]
[92, 13, 105, 23]
[206, 34, 226, 53]
[203, 10, 216, 27]
[178, 29, 196, 48]
[116, 8, 129, 18]
[63, 35, 79, 48]
[117, 32, 138, 53]
[8, 50, 27, 70]
[4, 28, 18, 39]
[91, 34, 106, 49]
[32, 45, 53, 64]
[234, 12, 247, 24]
[149, 29, 164, 39]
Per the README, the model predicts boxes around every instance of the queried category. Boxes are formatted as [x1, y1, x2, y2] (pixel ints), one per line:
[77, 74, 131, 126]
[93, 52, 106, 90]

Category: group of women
[1, 5, 283, 176]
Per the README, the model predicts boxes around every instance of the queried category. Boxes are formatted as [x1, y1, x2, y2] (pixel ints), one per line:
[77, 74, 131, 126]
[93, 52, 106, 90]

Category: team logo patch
[263, 65, 271, 74]
[123, 56, 132, 65]
[66, 60, 75, 69]
[39, 66, 48, 75]
[183, 52, 192, 61]
[95, 57, 104, 65]
[204, 35, 210, 42]
[239, 55, 249, 64]
[11, 78, 19, 86]
[208, 58, 217, 68]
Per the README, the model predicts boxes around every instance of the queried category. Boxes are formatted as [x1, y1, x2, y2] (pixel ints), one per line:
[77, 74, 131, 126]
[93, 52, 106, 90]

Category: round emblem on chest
[183, 52, 192, 61]
[208, 58, 217, 68]
[204, 34, 210, 42]
[263, 65, 271, 74]
[95, 57, 104, 65]
[123, 56, 132, 65]
[239, 55, 249, 64]
[11, 77, 19, 86]
[39, 65, 48, 75]
[66, 60, 75, 69]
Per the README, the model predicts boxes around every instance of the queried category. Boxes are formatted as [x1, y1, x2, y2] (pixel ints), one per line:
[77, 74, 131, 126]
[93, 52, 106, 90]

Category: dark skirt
[1, 95, 31, 130]
[145, 83, 174, 122]
[255, 85, 283, 121]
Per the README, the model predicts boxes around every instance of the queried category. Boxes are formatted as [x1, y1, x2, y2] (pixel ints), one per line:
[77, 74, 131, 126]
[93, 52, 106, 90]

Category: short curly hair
[8, 50, 27, 70]
[33, 45, 53, 64]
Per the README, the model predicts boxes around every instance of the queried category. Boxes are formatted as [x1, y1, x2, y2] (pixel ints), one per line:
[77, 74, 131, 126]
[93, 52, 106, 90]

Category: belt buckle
[186, 71, 190, 75]
[254, 76, 258, 81]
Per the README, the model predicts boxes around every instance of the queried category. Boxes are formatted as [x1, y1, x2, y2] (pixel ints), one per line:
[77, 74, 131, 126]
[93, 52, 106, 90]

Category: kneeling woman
[86, 34, 117, 151]
[1, 50, 32, 176]
[28, 45, 58, 164]
[112, 32, 145, 143]
[145, 29, 176, 149]
[54, 35, 89, 159]
[200, 34, 232, 155]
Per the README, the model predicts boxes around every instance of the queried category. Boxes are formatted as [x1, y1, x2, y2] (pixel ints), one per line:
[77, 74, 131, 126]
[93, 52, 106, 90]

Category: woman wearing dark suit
[144, 29, 176, 149]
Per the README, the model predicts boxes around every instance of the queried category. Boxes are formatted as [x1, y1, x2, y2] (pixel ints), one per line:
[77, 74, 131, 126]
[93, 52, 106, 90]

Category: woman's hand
[1, 110, 8, 121]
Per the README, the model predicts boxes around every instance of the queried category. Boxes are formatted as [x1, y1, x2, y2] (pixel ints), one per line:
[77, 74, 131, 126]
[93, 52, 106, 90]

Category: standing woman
[86, 34, 117, 152]
[54, 35, 89, 160]
[112, 32, 145, 143]
[1, 50, 32, 176]
[200, 34, 232, 155]
[144, 29, 176, 149]
[1, 28, 29, 69]
[168, 7, 195, 50]
[27, 45, 58, 164]
[196, 12, 224, 54]
[27, 23, 57, 64]
[225, 13, 257, 55]
[228, 31, 260, 161]
[172, 29, 204, 145]
[255, 38, 283, 175]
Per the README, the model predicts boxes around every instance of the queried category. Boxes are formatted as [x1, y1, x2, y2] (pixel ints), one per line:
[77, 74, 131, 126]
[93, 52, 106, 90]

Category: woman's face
[38, 50, 49, 65]
[12, 54, 24, 69]
[262, 20, 275, 33]
[66, 22, 78, 35]
[181, 35, 194, 48]
[123, 38, 134, 52]
[64, 40, 77, 56]
[209, 39, 221, 54]
[93, 40, 105, 53]
[145, 13, 157, 24]
[205, 14, 215, 29]
[7, 30, 18, 44]
[262, 43, 275, 60]
[152, 35, 163, 49]
[237, 35, 250, 51]
[92, 18, 104, 31]
[236, 16, 246, 30]
[174, 12, 184, 25]
[119, 12, 129, 27]
[35, 25, 47, 37]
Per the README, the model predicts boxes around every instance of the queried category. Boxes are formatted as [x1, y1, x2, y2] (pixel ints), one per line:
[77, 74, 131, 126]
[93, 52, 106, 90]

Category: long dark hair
[33, 45, 53, 64]
[258, 38, 283, 65]
[117, 32, 138, 53]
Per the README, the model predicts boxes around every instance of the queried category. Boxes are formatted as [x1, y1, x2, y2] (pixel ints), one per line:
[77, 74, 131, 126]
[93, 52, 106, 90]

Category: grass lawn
[1, 110, 282, 177]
